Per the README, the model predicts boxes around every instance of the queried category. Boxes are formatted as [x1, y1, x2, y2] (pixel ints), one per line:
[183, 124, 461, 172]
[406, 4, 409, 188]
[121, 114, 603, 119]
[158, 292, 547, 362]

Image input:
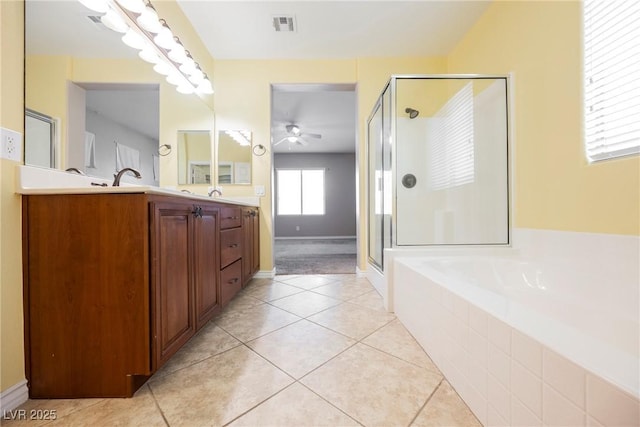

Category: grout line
[220, 381, 299, 427]
[147, 383, 171, 427]
[407, 378, 445, 427]
[295, 381, 365, 427]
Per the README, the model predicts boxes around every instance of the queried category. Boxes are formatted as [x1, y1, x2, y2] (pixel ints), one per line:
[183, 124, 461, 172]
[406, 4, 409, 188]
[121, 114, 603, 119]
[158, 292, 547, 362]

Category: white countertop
[15, 165, 260, 207]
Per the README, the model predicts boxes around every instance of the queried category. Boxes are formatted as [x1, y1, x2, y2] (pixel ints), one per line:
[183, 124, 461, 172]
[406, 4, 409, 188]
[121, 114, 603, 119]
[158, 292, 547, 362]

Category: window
[584, 0, 640, 162]
[430, 82, 474, 190]
[276, 169, 325, 215]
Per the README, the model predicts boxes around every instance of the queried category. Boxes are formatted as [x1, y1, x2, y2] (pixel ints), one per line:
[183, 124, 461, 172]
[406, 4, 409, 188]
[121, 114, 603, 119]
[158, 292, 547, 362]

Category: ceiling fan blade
[300, 132, 322, 139]
[297, 138, 309, 146]
[273, 137, 288, 146]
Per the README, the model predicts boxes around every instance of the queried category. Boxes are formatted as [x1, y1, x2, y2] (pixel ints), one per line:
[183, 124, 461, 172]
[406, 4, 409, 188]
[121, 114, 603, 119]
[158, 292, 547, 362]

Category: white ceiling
[25, 0, 491, 154]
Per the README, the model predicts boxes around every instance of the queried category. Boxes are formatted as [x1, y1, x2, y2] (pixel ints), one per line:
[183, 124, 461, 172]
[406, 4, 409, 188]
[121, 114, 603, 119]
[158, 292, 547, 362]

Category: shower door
[395, 77, 509, 245]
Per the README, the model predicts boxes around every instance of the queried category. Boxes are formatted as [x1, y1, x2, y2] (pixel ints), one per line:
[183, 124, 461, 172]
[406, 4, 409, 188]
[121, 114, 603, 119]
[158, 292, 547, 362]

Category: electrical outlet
[255, 185, 265, 196]
[0, 127, 22, 162]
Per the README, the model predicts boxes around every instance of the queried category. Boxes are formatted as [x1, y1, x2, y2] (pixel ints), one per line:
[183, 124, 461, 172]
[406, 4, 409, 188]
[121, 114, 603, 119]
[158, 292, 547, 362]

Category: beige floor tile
[347, 289, 388, 312]
[412, 380, 482, 427]
[243, 281, 305, 302]
[215, 303, 301, 342]
[247, 319, 355, 378]
[269, 291, 342, 317]
[154, 322, 242, 378]
[2, 398, 104, 427]
[228, 382, 359, 427]
[363, 319, 440, 373]
[302, 343, 442, 427]
[307, 301, 396, 340]
[149, 345, 293, 426]
[245, 278, 277, 287]
[47, 385, 165, 427]
[311, 280, 374, 301]
[218, 292, 265, 318]
[277, 275, 337, 290]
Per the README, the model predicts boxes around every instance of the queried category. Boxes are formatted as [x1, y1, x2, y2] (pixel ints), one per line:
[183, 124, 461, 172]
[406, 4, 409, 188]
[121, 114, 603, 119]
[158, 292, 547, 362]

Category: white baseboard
[254, 268, 276, 279]
[0, 380, 28, 413]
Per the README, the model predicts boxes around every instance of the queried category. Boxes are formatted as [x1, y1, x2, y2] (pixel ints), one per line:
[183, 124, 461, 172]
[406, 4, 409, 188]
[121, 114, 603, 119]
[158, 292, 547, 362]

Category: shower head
[405, 108, 419, 119]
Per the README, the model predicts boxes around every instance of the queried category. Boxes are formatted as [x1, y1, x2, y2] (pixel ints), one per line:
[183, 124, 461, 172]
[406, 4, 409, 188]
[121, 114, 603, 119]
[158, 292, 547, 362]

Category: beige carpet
[274, 239, 357, 275]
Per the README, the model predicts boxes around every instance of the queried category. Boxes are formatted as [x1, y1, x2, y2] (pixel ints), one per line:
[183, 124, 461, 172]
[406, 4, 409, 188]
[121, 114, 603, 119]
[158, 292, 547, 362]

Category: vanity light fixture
[77, 0, 214, 95]
[224, 130, 252, 147]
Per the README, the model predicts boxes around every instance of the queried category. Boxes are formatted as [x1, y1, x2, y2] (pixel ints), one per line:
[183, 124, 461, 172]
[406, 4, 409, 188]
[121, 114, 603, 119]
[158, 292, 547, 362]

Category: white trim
[254, 268, 276, 279]
[274, 236, 357, 240]
[0, 380, 28, 413]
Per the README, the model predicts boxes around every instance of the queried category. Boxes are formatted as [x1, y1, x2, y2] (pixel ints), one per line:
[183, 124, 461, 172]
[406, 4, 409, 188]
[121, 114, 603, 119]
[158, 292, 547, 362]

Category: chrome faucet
[65, 167, 85, 175]
[113, 168, 141, 186]
[208, 188, 222, 197]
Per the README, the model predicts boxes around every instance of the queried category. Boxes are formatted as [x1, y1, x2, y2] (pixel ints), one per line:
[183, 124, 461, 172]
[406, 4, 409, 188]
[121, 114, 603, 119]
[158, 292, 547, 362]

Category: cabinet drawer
[220, 260, 242, 306]
[220, 228, 242, 268]
[220, 207, 242, 229]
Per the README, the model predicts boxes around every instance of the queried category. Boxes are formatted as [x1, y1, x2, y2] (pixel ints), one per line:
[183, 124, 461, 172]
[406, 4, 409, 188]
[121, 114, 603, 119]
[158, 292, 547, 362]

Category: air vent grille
[272, 16, 295, 32]
[87, 15, 102, 24]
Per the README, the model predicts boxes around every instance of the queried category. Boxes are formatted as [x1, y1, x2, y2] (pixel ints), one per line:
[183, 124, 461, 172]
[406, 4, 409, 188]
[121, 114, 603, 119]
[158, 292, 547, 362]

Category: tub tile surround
[391, 228, 640, 427]
[6, 274, 481, 427]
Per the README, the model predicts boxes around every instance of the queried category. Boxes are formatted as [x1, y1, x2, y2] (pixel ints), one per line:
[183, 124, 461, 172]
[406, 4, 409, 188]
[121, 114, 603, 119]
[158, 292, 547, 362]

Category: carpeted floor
[274, 238, 357, 275]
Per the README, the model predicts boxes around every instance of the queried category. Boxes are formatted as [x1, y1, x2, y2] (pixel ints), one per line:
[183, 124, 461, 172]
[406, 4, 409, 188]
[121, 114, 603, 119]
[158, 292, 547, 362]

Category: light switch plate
[255, 185, 265, 196]
[1, 127, 22, 162]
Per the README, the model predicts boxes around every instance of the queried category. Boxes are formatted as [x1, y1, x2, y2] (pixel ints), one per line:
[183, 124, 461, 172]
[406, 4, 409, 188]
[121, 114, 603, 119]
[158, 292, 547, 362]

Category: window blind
[430, 82, 474, 190]
[584, 0, 640, 161]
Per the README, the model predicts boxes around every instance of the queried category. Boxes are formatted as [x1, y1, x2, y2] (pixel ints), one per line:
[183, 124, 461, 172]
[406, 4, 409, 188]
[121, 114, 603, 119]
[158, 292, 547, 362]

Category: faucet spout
[208, 188, 222, 197]
[113, 168, 142, 186]
[65, 167, 85, 175]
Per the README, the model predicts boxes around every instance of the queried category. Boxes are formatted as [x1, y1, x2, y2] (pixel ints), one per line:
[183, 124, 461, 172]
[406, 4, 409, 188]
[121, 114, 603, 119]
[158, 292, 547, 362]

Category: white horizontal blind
[430, 82, 474, 190]
[584, 0, 640, 161]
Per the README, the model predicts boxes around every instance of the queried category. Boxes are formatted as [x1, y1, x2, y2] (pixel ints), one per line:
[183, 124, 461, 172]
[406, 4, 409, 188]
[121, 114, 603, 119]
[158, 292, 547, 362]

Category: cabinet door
[194, 205, 220, 329]
[151, 202, 196, 369]
[242, 208, 253, 284]
[252, 209, 260, 275]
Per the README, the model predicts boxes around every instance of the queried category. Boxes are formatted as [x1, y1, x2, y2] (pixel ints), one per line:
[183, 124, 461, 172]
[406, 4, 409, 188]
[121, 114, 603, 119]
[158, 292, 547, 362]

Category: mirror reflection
[178, 131, 212, 185]
[217, 130, 252, 185]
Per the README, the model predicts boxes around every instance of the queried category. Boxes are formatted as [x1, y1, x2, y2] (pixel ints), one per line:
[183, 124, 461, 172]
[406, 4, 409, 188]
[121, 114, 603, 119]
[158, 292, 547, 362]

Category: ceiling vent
[272, 16, 296, 32]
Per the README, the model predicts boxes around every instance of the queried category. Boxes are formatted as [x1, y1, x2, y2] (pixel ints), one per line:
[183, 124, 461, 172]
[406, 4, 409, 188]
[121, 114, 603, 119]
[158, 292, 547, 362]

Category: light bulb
[138, 47, 159, 64]
[122, 29, 147, 50]
[166, 71, 186, 86]
[136, 5, 162, 33]
[154, 25, 175, 49]
[101, 9, 129, 33]
[176, 83, 195, 94]
[168, 42, 187, 63]
[153, 61, 172, 76]
[197, 78, 214, 94]
[188, 68, 204, 85]
[179, 58, 196, 75]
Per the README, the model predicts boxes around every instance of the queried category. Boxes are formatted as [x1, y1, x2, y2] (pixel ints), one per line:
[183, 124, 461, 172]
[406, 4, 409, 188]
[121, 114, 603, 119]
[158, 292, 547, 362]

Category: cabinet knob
[229, 243, 239, 248]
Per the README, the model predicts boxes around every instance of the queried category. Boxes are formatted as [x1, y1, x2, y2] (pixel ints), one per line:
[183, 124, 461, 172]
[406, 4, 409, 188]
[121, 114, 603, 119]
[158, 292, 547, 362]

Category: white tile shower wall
[393, 260, 640, 427]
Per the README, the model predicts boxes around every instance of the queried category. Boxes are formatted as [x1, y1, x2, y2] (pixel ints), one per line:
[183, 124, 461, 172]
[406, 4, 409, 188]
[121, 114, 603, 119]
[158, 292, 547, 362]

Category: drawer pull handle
[228, 244, 239, 248]
[226, 216, 239, 220]
[228, 278, 239, 284]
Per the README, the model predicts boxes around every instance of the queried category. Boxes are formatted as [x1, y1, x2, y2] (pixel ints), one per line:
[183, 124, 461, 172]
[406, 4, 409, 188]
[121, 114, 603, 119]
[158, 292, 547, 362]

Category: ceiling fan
[273, 124, 322, 147]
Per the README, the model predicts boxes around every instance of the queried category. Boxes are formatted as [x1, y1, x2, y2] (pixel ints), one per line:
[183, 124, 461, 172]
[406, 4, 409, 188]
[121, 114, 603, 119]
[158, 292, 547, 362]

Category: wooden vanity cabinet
[22, 193, 257, 398]
[149, 200, 221, 369]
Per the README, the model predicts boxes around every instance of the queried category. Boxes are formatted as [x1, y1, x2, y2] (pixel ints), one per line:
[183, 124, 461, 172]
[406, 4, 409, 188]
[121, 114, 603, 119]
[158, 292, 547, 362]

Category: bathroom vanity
[21, 187, 259, 398]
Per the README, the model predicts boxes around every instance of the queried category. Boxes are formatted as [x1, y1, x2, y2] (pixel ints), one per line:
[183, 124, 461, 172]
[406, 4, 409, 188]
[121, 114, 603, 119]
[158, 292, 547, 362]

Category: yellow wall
[213, 57, 447, 270]
[448, 0, 639, 235]
[0, 0, 26, 393]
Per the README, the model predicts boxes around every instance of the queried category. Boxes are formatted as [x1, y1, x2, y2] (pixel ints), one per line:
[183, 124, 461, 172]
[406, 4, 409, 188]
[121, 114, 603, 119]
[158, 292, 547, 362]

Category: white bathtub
[390, 230, 640, 426]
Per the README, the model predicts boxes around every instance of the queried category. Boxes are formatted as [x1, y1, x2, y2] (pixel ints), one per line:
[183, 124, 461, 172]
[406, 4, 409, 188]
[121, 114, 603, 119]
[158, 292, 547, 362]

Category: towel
[85, 132, 96, 168]
[152, 154, 159, 181]
[115, 143, 140, 172]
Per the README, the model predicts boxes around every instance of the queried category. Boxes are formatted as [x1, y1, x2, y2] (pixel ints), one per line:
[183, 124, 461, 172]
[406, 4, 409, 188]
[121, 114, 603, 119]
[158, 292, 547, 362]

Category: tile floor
[6, 274, 481, 427]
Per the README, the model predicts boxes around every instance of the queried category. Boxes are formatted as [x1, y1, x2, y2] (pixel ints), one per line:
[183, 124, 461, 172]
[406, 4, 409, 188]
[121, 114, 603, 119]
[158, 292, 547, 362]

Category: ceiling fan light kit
[273, 123, 322, 147]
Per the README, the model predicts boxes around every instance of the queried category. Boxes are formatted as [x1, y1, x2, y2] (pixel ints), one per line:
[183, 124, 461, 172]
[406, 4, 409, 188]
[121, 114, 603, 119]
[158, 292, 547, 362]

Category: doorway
[271, 84, 357, 275]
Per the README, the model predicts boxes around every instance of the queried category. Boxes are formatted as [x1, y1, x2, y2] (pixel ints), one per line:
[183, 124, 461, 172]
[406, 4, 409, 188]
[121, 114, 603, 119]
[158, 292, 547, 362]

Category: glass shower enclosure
[367, 75, 510, 271]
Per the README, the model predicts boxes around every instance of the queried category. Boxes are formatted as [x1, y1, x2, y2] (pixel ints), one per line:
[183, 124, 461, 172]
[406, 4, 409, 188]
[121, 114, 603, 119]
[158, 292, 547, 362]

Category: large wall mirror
[217, 130, 252, 185]
[24, 0, 214, 188]
[178, 131, 212, 185]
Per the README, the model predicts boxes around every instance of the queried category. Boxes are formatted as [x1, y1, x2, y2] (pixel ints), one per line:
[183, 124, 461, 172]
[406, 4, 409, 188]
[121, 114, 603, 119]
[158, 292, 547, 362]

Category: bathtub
[390, 231, 640, 426]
